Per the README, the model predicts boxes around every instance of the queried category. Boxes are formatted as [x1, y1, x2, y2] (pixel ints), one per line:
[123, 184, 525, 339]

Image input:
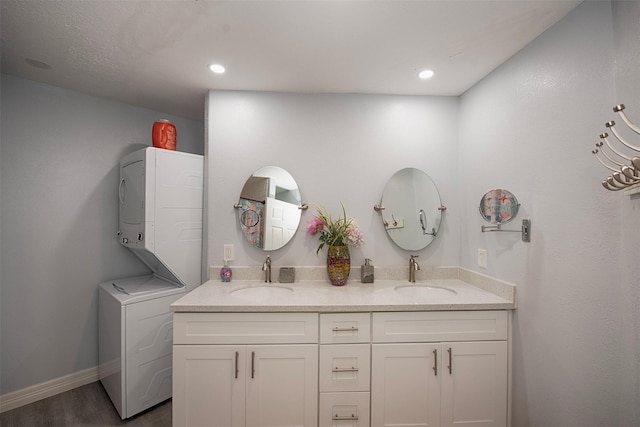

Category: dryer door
[120, 158, 145, 227]
[119, 150, 154, 250]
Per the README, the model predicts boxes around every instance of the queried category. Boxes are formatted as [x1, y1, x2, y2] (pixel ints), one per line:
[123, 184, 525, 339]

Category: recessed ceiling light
[418, 69, 435, 79]
[209, 64, 225, 74]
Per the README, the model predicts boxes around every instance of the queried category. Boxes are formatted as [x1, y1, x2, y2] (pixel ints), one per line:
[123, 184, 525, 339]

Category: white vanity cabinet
[371, 311, 509, 427]
[319, 313, 371, 427]
[172, 309, 511, 427]
[172, 313, 319, 427]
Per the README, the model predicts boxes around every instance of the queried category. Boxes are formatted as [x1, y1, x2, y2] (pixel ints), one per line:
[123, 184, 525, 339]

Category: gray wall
[206, 91, 460, 269]
[0, 74, 204, 394]
[459, 1, 638, 425]
[611, 1, 640, 425]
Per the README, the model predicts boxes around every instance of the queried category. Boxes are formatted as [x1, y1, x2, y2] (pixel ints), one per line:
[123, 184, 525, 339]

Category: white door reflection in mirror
[264, 197, 299, 250]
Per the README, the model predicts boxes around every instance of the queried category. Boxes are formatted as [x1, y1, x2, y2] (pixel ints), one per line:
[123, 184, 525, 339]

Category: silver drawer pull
[332, 326, 359, 332]
[333, 414, 359, 421]
[332, 367, 359, 373]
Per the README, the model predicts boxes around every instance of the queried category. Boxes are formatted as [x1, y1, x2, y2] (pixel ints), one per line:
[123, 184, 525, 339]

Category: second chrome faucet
[409, 255, 420, 282]
[262, 255, 272, 283]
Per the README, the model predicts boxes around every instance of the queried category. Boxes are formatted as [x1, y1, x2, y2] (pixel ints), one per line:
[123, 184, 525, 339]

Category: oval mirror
[237, 166, 302, 251]
[379, 168, 443, 250]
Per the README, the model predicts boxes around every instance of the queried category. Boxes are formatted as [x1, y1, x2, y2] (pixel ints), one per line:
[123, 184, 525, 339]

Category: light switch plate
[223, 244, 235, 261]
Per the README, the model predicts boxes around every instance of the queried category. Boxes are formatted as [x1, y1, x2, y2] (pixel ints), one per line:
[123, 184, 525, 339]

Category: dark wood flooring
[0, 381, 171, 427]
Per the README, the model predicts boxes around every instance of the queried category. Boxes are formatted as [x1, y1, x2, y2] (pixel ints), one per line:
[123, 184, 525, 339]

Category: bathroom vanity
[171, 267, 516, 427]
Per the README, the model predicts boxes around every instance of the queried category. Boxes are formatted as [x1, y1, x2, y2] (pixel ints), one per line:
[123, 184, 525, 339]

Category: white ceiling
[1, 0, 582, 121]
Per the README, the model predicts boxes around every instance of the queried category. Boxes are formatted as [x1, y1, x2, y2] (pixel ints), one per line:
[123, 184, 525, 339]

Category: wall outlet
[223, 244, 235, 262]
[477, 249, 488, 269]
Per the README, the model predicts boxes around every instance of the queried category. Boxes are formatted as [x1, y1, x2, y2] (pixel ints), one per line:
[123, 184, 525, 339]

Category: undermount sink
[229, 285, 294, 296]
[394, 284, 458, 296]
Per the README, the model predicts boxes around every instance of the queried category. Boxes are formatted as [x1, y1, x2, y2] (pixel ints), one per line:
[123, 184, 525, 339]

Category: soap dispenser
[220, 261, 232, 282]
[361, 258, 374, 283]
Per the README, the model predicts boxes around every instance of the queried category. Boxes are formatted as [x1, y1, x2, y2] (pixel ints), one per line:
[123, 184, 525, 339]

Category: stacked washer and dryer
[98, 147, 204, 419]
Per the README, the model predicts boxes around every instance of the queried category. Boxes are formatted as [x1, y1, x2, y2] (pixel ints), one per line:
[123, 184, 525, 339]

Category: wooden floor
[0, 381, 171, 427]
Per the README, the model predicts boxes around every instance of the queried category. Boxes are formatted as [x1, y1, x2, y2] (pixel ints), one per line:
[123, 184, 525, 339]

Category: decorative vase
[327, 245, 350, 286]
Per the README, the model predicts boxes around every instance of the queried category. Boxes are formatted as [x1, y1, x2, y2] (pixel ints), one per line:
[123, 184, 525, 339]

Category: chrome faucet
[262, 255, 272, 283]
[409, 255, 420, 282]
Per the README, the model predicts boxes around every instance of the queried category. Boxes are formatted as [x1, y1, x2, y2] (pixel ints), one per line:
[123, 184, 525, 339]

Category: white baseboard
[0, 366, 99, 413]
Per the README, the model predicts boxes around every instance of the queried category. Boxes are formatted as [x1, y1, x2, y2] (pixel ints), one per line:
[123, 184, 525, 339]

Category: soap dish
[278, 267, 295, 283]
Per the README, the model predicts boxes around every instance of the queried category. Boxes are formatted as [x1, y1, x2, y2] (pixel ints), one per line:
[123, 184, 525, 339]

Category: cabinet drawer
[319, 344, 370, 392]
[173, 312, 318, 344]
[319, 392, 370, 427]
[373, 311, 507, 343]
[320, 313, 371, 344]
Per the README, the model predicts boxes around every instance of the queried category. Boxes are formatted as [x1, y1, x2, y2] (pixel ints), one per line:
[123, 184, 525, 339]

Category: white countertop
[171, 267, 516, 313]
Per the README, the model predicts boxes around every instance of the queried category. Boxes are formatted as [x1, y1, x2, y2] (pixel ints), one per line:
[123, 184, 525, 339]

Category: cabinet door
[246, 344, 318, 427]
[371, 343, 441, 427]
[173, 345, 246, 427]
[440, 341, 508, 427]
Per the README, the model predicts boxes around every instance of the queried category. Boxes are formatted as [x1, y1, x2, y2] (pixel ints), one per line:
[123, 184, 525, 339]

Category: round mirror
[237, 166, 302, 251]
[380, 168, 443, 250]
[478, 189, 519, 224]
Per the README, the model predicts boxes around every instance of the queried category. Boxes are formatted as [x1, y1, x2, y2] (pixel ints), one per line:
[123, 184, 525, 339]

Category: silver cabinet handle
[433, 349, 438, 376]
[251, 351, 255, 379]
[332, 326, 359, 332]
[333, 415, 359, 421]
[447, 347, 452, 374]
[332, 367, 359, 373]
[235, 351, 239, 379]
